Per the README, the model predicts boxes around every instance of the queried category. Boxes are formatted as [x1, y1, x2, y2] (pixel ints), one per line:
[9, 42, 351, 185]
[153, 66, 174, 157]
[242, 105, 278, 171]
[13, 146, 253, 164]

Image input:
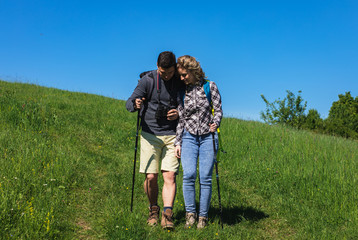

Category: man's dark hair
[157, 51, 176, 68]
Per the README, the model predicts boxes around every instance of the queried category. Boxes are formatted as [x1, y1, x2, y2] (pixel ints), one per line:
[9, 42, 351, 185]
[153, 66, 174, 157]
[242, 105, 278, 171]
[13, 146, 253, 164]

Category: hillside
[1, 80, 357, 239]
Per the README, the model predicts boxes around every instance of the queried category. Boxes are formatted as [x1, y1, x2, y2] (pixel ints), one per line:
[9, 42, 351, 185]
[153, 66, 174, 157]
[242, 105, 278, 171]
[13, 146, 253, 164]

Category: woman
[174, 55, 223, 229]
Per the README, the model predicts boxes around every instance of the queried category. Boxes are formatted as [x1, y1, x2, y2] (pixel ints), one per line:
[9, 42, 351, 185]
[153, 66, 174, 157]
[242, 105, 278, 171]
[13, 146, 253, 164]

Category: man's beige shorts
[140, 131, 179, 174]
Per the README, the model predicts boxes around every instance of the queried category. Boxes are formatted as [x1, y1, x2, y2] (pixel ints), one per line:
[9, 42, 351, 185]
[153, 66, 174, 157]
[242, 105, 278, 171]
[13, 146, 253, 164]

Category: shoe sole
[147, 222, 158, 226]
[162, 225, 174, 230]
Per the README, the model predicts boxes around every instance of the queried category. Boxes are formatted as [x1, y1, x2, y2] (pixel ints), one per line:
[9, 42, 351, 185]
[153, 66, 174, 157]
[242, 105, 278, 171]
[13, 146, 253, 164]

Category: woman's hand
[209, 122, 218, 132]
[175, 145, 181, 158]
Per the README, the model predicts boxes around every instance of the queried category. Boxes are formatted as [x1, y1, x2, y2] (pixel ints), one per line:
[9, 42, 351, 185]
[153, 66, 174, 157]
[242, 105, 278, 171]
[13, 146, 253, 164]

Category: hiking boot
[147, 205, 160, 226]
[197, 216, 208, 229]
[161, 209, 174, 230]
[184, 212, 197, 229]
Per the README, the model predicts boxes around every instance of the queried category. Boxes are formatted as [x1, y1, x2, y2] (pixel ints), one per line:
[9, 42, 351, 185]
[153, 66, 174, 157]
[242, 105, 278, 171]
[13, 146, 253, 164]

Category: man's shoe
[184, 212, 196, 229]
[197, 216, 208, 229]
[161, 209, 174, 230]
[147, 205, 160, 226]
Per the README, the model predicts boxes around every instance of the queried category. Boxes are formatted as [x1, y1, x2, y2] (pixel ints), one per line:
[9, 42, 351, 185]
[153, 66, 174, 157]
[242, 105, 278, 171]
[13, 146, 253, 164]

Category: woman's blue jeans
[181, 130, 218, 218]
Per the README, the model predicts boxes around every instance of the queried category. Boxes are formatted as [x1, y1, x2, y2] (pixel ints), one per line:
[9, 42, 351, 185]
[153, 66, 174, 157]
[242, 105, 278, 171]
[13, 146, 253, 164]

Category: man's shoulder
[140, 70, 156, 81]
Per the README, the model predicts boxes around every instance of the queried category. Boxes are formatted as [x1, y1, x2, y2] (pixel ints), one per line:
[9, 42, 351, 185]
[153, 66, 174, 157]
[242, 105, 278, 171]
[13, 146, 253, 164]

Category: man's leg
[160, 134, 179, 229]
[144, 173, 159, 206]
[144, 173, 160, 226]
[140, 131, 161, 226]
[162, 171, 176, 207]
[161, 171, 176, 229]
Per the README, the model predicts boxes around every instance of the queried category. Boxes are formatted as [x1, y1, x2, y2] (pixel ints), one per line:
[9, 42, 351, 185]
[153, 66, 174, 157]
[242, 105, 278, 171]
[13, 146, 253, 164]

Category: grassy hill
[1, 80, 357, 239]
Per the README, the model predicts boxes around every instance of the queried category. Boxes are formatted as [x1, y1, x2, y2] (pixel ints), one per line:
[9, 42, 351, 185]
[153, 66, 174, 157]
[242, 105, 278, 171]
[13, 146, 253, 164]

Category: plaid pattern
[175, 79, 223, 146]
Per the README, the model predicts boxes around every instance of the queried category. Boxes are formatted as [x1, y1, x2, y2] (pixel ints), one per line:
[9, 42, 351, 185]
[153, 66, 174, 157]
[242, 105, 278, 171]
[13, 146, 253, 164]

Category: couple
[125, 51, 223, 230]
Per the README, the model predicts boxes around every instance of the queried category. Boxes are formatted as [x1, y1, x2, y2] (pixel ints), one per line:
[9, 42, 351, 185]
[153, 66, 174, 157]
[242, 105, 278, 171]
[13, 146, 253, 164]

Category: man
[126, 51, 183, 229]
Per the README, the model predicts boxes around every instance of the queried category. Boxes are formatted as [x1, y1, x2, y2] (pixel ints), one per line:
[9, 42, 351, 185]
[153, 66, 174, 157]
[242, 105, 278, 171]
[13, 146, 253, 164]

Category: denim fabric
[181, 130, 218, 217]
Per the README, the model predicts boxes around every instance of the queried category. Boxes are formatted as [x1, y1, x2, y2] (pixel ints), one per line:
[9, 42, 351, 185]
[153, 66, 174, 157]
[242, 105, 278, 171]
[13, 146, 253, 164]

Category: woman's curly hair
[177, 55, 207, 83]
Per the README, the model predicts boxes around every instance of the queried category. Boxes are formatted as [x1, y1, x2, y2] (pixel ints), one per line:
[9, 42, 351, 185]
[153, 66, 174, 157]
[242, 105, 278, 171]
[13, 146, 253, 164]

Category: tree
[302, 109, 323, 131]
[260, 90, 307, 128]
[326, 92, 358, 139]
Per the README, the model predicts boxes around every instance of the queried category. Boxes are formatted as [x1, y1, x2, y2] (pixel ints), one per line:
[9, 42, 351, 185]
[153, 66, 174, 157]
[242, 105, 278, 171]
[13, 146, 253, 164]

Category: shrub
[302, 109, 324, 131]
[260, 90, 307, 129]
[325, 92, 358, 139]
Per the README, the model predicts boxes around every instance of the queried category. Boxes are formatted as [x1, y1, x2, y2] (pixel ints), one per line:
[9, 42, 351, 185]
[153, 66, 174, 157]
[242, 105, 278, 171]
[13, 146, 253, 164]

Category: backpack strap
[203, 80, 211, 106]
[179, 88, 185, 105]
[156, 71, 161, 103]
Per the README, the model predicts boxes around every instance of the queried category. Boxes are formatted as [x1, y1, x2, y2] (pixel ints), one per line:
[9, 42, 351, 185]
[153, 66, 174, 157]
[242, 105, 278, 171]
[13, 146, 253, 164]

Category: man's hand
[209, 122, 218, 132]
[134, 98, 145, 110]
[167, 109, 178, 121]
[175, 145, 181, 158]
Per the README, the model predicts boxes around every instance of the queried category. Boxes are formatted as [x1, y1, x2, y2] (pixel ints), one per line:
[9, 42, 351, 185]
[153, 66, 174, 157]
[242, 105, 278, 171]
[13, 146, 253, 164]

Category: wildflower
[27, 197, 35, 218]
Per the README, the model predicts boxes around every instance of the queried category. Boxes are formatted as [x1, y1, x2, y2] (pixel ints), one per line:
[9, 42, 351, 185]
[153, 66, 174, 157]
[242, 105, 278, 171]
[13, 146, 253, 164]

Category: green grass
[1, 80, 357, 239]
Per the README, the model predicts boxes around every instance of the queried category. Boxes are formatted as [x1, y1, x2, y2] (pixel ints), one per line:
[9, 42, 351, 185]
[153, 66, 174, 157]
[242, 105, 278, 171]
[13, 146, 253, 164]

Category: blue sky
[1, 0, 357, 121]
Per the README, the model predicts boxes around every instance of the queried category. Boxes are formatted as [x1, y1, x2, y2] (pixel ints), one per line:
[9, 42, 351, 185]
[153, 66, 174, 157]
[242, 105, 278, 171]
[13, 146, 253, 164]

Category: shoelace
[163, 212, 173, 221]
[148, 208, 159, 219]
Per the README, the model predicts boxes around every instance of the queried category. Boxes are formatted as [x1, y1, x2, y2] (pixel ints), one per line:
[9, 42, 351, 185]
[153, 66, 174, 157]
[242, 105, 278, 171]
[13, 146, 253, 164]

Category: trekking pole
[212, 131, 223, 229]
[130, 110, 140, 212]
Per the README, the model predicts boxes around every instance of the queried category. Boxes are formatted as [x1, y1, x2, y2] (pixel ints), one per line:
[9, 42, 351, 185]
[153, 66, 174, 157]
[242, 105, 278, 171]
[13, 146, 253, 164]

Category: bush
[260, 90, 307, 129]
[325, 92, 358, 139]
[302, 109, 324, 131]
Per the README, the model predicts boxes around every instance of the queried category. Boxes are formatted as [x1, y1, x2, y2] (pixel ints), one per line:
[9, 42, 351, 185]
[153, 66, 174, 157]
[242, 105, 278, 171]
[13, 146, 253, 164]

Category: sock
[163, 206, 173, 212]
[150, 204, 158, 208]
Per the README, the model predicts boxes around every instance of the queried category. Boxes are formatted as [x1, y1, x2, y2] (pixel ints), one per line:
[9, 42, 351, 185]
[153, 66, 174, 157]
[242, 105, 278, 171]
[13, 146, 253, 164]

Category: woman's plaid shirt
[175, 79, 223, 146]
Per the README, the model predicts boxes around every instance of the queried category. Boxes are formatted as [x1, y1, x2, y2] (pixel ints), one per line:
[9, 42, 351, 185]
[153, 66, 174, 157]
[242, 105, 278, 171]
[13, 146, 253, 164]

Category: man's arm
[126, 78, 148, 112]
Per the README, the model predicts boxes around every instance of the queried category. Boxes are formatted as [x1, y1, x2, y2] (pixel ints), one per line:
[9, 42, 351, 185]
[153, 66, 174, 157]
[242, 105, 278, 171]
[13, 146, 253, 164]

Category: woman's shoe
[197, 216, 208, 229]
[184, 212, 197, 229]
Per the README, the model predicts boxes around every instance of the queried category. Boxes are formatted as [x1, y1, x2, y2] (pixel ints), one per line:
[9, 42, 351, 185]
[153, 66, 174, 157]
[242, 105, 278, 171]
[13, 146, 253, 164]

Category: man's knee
[146, 173, 158, 183]
[162, 171, 176, 184]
